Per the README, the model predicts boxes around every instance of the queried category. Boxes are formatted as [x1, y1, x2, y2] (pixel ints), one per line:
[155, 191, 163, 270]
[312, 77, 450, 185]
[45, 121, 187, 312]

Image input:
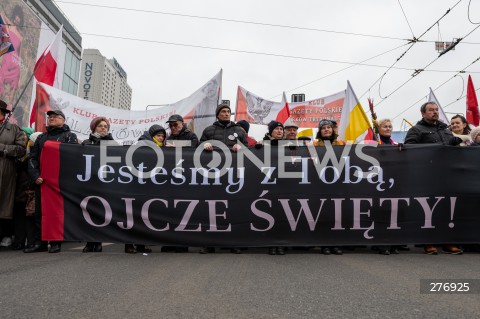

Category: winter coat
[404, 120, 461, 145]
[0, 122, 26, 219]
[81, 133, 116, 145]
[166, 126, 199, 147]
[200, 121, 247, 148]
[28, 124, 78, 181]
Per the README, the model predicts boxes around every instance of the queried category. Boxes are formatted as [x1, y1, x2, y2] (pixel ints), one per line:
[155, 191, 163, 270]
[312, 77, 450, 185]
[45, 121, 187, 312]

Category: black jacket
[81, 133, 115, 145]
[404, 120, 461, 145]
[167, 126, 199, 147]
[200, 121, 247, 148]
[28, 125, 78, 181]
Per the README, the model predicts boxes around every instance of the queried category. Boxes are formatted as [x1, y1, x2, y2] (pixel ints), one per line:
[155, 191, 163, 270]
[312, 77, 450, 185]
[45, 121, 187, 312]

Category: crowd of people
[1, 99, 479, 256]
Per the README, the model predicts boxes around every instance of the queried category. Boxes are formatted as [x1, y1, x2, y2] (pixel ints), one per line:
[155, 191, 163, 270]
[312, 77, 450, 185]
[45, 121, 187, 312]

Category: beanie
[148, 124, 166, 138]
[216, 104, 231, 118]
[268, 121, 284, 136]
[90, 117, 110, 131]
[471, 126, 480, 141]
[236, 120, 250, 133]
[29, 132, 42, 144]
[318, 119, 335, 129]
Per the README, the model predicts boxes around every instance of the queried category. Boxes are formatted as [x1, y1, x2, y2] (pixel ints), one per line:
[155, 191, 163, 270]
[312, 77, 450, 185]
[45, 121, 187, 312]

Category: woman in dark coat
[11, 129, 37, 250]
[263, 121, 287, 256]
[313, 120, 344, 255]
[81, 117, 115, 253]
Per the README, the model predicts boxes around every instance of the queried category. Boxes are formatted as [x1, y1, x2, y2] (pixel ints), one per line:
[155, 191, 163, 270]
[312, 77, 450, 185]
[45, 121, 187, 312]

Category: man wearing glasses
[165, 114, 199, 148]
[25, 110, 77, 253]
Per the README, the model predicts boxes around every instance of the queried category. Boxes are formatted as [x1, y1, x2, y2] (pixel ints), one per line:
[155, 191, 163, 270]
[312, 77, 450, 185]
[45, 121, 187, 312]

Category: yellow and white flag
[337, 81, 374, 143]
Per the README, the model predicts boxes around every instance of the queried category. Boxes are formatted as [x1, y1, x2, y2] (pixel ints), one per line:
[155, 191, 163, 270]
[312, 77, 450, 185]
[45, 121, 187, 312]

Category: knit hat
[148, 124, 166, 138]
[29, 132, 42, 144]
[216, 104, 231, 118]
[22, 127, 34, 138]
[90, 117, 110, 132]
[471, 126, 480, 141]
[268, 121, 284, 135]
[318, 119, 335, 129]
[236, 120, 250, 133]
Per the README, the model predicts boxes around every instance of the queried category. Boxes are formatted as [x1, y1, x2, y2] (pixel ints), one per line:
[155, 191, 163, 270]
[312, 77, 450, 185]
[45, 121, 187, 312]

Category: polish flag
[275, 92, 290, 123]
[466, 75, 479, 126]
[30, 26, 63, 129]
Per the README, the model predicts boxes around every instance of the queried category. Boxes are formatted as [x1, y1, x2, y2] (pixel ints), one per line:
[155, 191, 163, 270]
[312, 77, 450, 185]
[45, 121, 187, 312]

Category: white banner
[36, 70, 222, 145]
[235, 86, 345, 128]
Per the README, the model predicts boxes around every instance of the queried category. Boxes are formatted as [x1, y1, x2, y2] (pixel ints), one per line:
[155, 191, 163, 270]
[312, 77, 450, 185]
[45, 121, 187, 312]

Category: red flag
[466, 75, 479, 126]
[30, 26, 63, 128]
[275, 92, 290, 124]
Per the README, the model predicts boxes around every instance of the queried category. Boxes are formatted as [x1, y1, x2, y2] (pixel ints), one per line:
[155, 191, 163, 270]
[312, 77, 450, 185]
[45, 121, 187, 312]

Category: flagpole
[0, 64, 39, 135]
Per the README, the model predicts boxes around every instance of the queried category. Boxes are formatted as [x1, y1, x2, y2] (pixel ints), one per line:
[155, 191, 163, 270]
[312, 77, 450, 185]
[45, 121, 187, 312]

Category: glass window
[64, 49, 72, 77]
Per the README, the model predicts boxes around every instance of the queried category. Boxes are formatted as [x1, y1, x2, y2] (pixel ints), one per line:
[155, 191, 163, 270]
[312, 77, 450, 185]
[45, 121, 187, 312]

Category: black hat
[268, 121, 284, 135]
[166, 114, 184, 123]
[236, 120, 250, 133]
[46, 109, 65, 119]
[216, 104, 231, 118]
[148, 124, 166, 138]
[0, 100, 11, 113]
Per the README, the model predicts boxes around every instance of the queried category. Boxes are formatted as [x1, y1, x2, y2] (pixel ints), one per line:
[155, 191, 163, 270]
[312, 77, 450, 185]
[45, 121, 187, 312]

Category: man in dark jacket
[25, 110, 78, 253]
[404, 102, 462, 255]
[200, 104, 247, 152]
[198, 104, 247, 254]
[165, 114, 199, 148]
[404, 102, 461, 145]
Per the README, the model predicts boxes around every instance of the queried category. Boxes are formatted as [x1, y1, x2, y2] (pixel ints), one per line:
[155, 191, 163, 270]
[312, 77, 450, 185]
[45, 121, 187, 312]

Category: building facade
[79, 49, 132, 110]
[1, 0, 82, 126]
[25, 0, 82, 95]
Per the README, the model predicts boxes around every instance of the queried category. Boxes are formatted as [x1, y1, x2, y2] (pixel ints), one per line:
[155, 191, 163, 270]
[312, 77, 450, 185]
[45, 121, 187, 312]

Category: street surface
[1, 244, 479, 319]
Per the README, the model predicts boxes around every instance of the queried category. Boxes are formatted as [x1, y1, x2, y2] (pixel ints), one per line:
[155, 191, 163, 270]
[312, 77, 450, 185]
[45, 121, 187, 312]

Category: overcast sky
[55, 0, 480, 130]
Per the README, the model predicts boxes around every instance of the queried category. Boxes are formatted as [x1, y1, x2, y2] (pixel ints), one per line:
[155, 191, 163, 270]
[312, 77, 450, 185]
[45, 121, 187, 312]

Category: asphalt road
[1, 244, 479, 319]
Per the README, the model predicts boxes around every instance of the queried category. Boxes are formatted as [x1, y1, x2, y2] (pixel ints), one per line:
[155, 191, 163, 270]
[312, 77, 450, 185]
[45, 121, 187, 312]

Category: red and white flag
[466, 75, 479, 126]
[276, 92, 290, 124]
[30, 26, 63, 129]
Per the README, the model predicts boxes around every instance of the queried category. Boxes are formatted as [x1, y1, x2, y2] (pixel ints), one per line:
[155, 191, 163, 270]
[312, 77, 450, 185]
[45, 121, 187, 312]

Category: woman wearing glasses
[81, 117, 116, 253]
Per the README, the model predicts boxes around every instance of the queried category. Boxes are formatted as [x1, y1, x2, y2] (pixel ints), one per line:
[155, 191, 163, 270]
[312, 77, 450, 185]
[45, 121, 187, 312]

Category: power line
[53, 0, 408, 41]
[444, 86, 480, 108]
[468, 0, 480, 24]
[375, 23, 480, 110]
[12, 23, 479, 73]
[270, 42, 410, 99]
[359, 0, 463, 100]
[398, 0, 416, 39]
[53, 0, 480, 45]
[391, 56, 480, 120]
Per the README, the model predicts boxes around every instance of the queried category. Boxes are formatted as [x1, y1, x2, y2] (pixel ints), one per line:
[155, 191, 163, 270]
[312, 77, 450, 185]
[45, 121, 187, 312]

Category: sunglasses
[168, 122, 180, 128]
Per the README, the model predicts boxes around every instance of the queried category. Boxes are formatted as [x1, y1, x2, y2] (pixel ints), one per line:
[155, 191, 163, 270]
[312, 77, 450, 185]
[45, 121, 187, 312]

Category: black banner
[41, 142, 480, 246]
